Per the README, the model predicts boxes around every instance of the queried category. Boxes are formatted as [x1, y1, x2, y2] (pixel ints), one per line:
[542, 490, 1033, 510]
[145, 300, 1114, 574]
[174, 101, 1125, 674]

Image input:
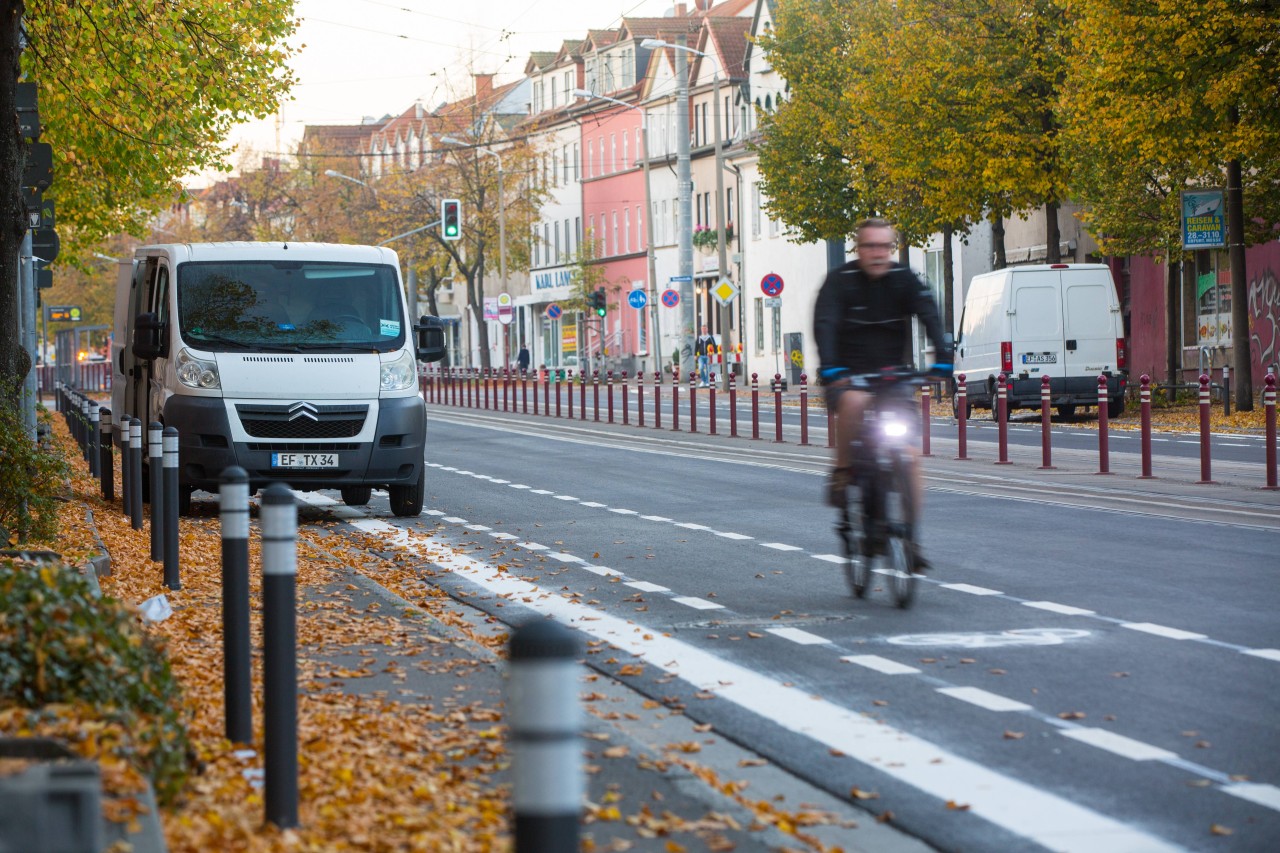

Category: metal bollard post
[1198, 373, 1213, 484]
[1138, 374, 1154, 479]
[99, 407, 114, 502]
[555, 370, 563, 418]
[523, 370, 529, 414]
[634, 372, 643, 427]
[509, 619, 581, 853]
[653, 371, 661, 429]
[149, 422, 164, 561]
[1039, 375, 1054, 470]
[799, 374, 809, 446]
[80, 398, 91, 458]
[729, 372, 738, 438]
[920, 382, 932, 457]
[1223, 364, 1231, 417]
[261, 483, 299, 830]
[996, 375, 1011, 465]
[689, 369, 698, 434]
[955, 374, 969, 461]
[606, 370, 614, 422]
[751, 373, 760, 440]
[593, 370, 601, 422]
[121, 415, 132, 517]
[1264, 374, 1277, 490]
[129, 418, 144, 529]
[773, 374, 784, 443]
[709, 373, 718, 436]
[579, 370, 587, 421]
[220, 466, 253, 744]
[88, 402, 101, 479]
[162, 428, 180, 590]
[1096, 374, 1112, 475]
[671, 369, 681, 431]
[620, 371, 628, 425]
[567, 370, 576, 419]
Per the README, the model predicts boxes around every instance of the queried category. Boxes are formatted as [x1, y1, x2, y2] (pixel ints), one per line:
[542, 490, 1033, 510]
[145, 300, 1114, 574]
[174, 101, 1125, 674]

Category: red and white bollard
[671, 368, 682, 431]
[799, 374, 809, 446]
[729, 372, 738, 438]
[751, 373, 761, 440]
[708, 373, 718, 436]
[955, 374, 969, 460]
[593, 370, 601, 423]
[689, 368, 698, 434]
[1096, 374, 1111, 475]
[579, 370, 588, 421]
[773, 374, 784, 443]
[920, 381, 932, 457]
[607, 370, 615, 423]
[653, 371, 662, 430]
[1138, 374, 1154, 479]
[1198, 373, 1213, 484]
[1264, 374, 1277, 490]
[1039, 375, 1054, 470]
[996, 373, 1011, 465]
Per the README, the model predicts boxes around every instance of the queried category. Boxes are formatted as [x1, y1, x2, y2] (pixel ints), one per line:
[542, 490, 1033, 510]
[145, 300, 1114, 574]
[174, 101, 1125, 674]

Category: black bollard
[163, 427, 180, 590]
[79, 397, 90, 454]
[99, 408, 114, 502]
[220, 466, 253, 745]
[261, 483, 298, 829]
[509, 619, 581, 852]
[88, 402, 100, 479]
[149, 422, 164, 562]
[129, 419, 144, 530]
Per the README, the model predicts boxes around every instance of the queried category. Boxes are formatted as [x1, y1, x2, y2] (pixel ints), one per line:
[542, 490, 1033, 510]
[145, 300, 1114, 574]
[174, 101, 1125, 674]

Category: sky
[220, 0, 681, 173]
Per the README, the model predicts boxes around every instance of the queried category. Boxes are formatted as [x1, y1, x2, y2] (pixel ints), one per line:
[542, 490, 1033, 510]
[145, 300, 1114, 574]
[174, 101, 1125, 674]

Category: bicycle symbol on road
[886, 628, 1091, 649]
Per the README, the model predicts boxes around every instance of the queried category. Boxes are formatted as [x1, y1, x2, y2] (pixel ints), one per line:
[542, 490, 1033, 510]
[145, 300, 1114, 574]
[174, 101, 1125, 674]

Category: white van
[953, 263, 1127, 419]
[112, 242, 446, 515]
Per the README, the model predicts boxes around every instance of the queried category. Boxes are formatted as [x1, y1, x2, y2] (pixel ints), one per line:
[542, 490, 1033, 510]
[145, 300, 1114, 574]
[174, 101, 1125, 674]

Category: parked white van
[953, 263, 1127, 419]
[112, 242, 446, 515]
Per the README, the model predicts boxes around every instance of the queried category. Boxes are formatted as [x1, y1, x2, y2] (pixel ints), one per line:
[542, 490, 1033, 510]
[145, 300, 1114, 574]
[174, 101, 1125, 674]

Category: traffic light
[592, 287, 607, 317]
[441, 199, 461, 240]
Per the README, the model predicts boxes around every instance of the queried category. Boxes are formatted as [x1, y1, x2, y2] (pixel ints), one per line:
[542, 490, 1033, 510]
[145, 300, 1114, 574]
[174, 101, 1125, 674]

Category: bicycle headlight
[882, 417, 909, 439]
[176, 348, 220, 389]
[380, 349, 417, 391]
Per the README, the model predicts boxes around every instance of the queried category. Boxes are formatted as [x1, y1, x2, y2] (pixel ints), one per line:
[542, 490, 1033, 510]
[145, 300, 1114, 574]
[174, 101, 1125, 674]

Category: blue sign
[1181, 189, 1226, 250]
[546, 303, 563, 320]
[761, 272, 784, 297]
[627, 290, 648, 309]
[669, 275, 693, 283]
[660, 289, 680, 308]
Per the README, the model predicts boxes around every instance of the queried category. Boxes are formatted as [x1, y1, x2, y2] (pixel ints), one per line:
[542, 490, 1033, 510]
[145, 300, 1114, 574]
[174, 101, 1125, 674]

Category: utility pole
[676, 35, 694, 374]
[713, 73, 731, 391]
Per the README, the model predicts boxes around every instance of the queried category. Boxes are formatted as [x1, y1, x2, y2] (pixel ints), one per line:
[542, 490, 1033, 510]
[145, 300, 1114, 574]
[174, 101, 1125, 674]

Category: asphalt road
[301, 405, 1280, 852]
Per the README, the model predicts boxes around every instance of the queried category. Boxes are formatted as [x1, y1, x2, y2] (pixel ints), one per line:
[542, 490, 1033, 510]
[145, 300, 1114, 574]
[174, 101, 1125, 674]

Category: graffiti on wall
[1249, 266, 1279, 371]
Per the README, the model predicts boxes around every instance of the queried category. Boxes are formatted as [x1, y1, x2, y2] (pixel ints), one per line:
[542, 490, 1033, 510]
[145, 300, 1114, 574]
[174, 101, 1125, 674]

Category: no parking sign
[661, 289, 680, 308]
[761, 273, 784, 297]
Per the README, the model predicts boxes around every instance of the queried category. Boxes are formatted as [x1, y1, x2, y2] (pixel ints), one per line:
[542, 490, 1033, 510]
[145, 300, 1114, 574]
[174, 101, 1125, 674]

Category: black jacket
[813, 259, 950, 375]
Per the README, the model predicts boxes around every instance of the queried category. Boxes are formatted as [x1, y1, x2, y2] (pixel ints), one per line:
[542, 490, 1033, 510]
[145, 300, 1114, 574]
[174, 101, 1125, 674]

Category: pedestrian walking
[695, 325, 715, 387]
[517, 344, 531, 374]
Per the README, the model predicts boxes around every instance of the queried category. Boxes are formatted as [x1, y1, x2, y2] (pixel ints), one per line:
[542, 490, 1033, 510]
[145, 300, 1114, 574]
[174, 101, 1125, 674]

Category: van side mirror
[132, 312, 168, 360]
[415, 316, 447, 363]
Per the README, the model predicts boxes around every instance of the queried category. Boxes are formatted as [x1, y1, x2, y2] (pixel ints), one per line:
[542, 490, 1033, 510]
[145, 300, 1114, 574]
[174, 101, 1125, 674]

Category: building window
[622, 132, 629, 169]
[754, 297, 764, 355]
[554, 221, 561, 263]
[624, 208, 631, 254]
[610, 134, 616, 173]
[573, 143, 580, 181]
[636, 205, 643, 250]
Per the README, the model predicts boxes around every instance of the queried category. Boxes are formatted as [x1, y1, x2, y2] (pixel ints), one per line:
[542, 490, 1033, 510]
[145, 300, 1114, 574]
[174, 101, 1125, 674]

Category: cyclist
[814, 218, 952, 567]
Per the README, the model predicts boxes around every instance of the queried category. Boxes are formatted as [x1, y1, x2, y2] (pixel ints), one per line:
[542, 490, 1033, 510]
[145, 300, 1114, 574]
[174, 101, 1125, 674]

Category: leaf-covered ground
[11, 415, 855, 852]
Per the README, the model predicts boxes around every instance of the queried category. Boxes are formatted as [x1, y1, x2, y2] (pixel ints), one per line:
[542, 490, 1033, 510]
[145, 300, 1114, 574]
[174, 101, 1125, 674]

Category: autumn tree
[1, 0, 296, 408]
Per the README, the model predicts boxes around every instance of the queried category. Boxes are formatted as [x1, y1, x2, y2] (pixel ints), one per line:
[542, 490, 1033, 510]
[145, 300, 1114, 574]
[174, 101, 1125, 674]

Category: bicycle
[835, 366, 931, 608]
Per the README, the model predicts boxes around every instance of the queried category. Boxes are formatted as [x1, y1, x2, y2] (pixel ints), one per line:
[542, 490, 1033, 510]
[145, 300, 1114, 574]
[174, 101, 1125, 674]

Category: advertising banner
[1181, 189, 1226, 250]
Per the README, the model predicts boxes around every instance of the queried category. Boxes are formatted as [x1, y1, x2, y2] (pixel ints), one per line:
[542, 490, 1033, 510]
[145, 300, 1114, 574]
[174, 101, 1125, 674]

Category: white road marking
[441, 516, 467, 524]
[548, 552, 585, 563]
[714, 531, 754, 540]
[675, 522, 710, 530]
[1024, 601, 1096, 616]
[767, 627, 829, 645]
[1061, 728, 1178, 762]
[508, 483, 532, 489]
[1222, 782, 1280, 812]
[936, 687, 1032, 712]
[517, 542, 547, 551]
[640, 514, 672, 522]
[841, 655, 920, 675]
[579, 501, 607, 507]
[424, 509, 445, 516]
[811, 554, 846, 563]
[608, 508, 639, 515]
[1121, 623, 1207, 641]
[625, 581, 670, 593]
[580, 565, 622, 577]
[1243, 648, 1280, 662]
[530, 489, 554, 495]
[489, 532, 518, 541]
[489, 478, 510, 484]
[465, 524, 491, 531]
[672, 596, 725, 610]
[761, 542, 803, 552]
[940, 583, 1003, 596]
[554, 495, 578, 501]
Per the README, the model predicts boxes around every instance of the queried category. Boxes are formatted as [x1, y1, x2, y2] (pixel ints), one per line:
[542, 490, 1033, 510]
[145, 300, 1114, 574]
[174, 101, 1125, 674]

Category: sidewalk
[45, 415, 929, 852]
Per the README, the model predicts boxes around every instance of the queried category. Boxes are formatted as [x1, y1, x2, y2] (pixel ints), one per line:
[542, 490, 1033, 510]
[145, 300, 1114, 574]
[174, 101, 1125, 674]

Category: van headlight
[176, 348, 220, 389]
[380, 350, 417, 391]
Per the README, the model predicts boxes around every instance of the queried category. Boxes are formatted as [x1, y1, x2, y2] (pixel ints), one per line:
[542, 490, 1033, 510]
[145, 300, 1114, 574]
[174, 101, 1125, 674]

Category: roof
[702, 15, 752, 79]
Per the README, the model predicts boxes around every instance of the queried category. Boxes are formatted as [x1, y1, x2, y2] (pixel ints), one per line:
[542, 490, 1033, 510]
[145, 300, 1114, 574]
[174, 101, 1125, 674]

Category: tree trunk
[991, 211, 1006, 270]
[1166, 252, 1180, 404]
[1045, 201, 1061, 264]
[0, 2, 27, 408]
[941, 223, 954, 333]
[467, 276, 490, 371]
[1227, 157, 1252, 411]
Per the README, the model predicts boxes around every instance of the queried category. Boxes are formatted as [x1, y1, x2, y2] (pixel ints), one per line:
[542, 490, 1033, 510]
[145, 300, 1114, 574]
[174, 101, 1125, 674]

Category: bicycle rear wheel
[884, 454, 917, 608]
[839, 505, 871, 598]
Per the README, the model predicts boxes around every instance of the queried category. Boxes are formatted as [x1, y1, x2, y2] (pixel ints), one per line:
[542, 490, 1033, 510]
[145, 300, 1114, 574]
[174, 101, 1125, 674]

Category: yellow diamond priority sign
[711, 278, 738, 306]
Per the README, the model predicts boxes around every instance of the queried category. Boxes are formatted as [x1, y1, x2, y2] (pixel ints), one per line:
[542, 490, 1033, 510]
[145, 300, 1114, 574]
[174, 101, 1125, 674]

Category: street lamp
[441, 135, 507, 369]
[323, 169, 378, 199]
[573, 88, 662, 374]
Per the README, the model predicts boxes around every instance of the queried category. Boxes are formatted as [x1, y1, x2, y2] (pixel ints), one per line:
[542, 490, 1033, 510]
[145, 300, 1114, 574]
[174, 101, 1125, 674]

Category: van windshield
[176, 260, 405, 352]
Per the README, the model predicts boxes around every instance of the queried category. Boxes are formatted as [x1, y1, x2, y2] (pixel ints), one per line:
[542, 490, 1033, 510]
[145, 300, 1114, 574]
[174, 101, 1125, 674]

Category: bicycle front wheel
[884, 454, 917, 609]
[839, 506, 871, 598]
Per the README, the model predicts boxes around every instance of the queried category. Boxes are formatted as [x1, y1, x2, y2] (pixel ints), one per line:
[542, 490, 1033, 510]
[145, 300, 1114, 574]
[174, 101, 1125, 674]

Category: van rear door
[1011, 270, 1065, 379]
[1061, 272, 1120, 377]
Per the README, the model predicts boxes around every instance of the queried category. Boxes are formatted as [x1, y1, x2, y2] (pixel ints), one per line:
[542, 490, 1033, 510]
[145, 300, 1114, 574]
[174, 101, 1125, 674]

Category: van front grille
[236, 402, 368, 439]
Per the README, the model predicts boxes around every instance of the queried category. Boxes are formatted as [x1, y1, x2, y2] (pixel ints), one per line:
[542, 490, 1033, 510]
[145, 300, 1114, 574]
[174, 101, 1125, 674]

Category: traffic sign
[764, 297, 782, 308]
[627, 289, 648, 309]
[660, 289, 680, 308]
[711, 278, 739, 306]
[669, 275, 692, 283]
[761, 272, 784, 297]
[546, 303, 563, 320]
[497, 291, 514, 325]
[48, 305, 82, 323]
[23, 141, 52, 192]
[32, 227, 59, 262]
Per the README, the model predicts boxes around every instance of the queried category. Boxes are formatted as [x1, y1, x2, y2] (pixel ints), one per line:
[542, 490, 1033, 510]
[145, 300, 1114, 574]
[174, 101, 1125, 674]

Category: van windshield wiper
[189, 333, 301, 353]
[293, 343, 383, 353]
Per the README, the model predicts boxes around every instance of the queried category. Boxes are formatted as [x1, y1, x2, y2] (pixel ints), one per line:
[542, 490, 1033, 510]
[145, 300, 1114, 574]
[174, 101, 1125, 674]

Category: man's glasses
[857, 242, 896, 251]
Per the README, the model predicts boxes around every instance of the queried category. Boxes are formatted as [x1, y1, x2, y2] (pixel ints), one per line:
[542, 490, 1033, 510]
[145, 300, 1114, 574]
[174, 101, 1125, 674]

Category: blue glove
[928, 362, 953, 380]
[820, 367, 851, 383]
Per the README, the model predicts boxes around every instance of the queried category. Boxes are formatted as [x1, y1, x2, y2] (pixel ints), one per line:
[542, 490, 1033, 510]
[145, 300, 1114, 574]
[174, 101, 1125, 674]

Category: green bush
[0, 559, 192, 803]
[0, 404, 69, 544]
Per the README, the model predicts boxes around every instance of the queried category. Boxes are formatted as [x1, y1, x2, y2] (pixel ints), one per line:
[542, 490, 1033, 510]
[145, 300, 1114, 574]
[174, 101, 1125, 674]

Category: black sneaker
[908, 541, 931, 573]
[826, 467, 852, 508]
